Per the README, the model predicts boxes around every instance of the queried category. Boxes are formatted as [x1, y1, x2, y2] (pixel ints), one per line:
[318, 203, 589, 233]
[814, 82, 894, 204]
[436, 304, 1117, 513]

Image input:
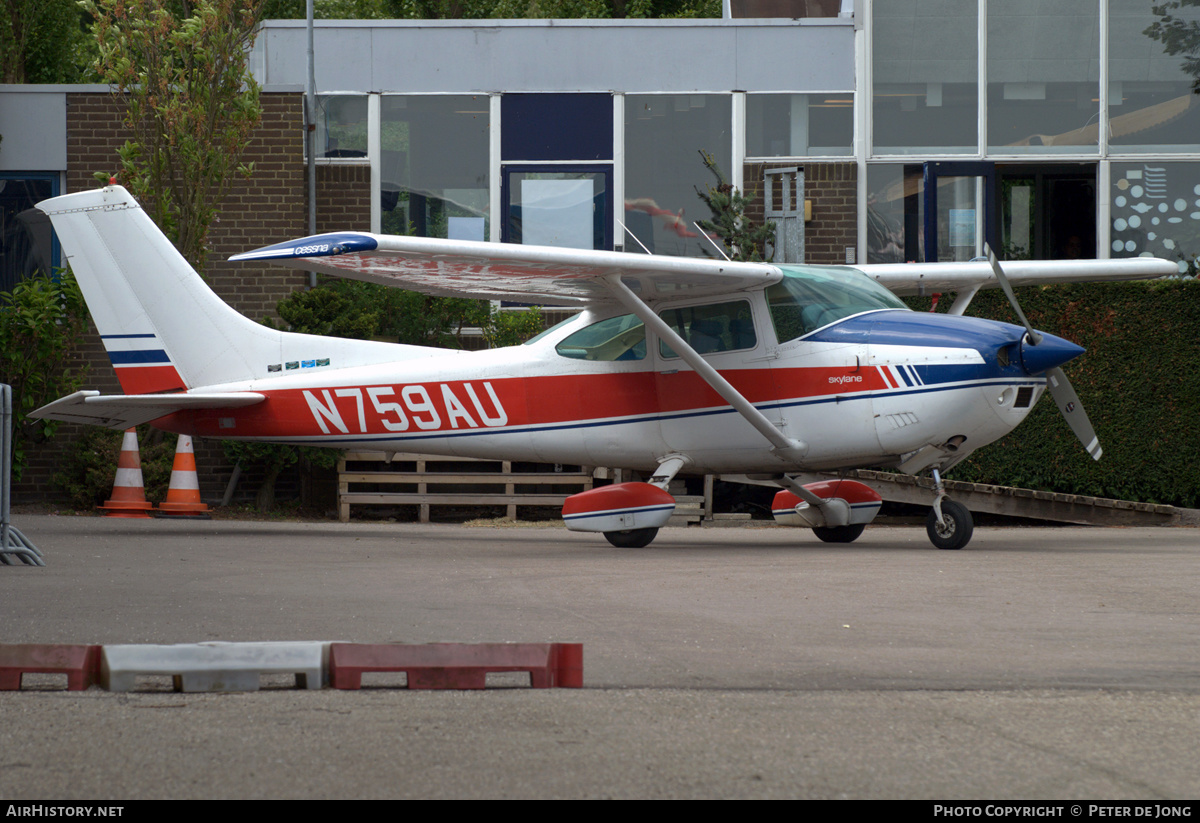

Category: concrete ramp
[792, 469, 1191, 527]
[724, 470, 1195, 527]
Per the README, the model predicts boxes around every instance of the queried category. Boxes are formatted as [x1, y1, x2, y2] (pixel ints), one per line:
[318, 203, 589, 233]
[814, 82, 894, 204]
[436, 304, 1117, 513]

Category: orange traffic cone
[157, 435, 210, 518]
[98, 428, 154, 518]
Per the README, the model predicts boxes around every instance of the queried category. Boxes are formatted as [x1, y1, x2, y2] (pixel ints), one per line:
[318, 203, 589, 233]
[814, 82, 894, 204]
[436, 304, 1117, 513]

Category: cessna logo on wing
[303, 382, 508, 434]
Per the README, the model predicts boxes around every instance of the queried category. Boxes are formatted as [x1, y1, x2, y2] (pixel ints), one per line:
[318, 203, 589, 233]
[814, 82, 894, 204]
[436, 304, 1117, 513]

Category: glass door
[923, 161, 998, 262]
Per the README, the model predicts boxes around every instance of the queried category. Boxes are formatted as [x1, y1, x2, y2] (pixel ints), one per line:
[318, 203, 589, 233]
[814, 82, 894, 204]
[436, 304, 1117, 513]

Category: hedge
[907, 279, 1200, 507]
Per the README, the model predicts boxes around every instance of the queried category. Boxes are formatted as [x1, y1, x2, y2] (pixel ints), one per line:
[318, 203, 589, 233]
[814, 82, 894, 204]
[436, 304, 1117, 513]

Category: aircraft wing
[230, 233, 781, 304]
[30, 391, 266, 429]
[857, 257, 1177, 296]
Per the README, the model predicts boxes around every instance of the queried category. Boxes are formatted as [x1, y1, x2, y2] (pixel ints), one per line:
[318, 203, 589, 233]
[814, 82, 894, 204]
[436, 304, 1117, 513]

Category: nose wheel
[926, 498, 973, 550]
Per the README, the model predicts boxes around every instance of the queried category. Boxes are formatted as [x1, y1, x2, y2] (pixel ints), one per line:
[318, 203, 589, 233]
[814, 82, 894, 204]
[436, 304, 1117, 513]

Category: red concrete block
[329, 642, 583, 690]
[0, 644, 102, 691]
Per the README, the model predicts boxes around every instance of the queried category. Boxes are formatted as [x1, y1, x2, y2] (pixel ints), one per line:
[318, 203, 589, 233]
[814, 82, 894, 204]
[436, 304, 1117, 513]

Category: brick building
[3, 2, 1197, 504]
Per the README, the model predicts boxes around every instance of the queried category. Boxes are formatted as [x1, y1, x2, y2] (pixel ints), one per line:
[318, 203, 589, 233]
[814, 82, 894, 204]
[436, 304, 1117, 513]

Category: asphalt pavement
[1, 515, 1197, 799]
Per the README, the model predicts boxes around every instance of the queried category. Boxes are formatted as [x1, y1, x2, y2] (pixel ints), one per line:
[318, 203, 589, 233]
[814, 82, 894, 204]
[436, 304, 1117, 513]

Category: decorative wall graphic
[1111, 163, 1198, 275]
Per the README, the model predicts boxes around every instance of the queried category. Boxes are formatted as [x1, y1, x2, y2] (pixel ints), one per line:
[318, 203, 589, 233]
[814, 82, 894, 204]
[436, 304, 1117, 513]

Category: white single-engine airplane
[32, 186, 1175, 550]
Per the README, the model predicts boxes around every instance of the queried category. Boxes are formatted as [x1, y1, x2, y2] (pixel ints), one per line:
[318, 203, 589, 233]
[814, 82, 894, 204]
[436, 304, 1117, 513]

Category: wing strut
[603, 274, 808, 464]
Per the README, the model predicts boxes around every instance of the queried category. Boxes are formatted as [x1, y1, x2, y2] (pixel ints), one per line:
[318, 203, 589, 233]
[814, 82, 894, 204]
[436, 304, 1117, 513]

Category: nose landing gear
[926, 468, 974, 550]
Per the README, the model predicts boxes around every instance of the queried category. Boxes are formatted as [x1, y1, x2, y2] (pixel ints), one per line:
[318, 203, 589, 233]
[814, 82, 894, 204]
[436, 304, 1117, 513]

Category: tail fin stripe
[108, 351, 172, 365]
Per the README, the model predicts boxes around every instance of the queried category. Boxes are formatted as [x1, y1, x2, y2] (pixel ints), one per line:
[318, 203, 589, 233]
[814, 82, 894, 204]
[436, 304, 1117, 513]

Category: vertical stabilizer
[37, 186, 437, 394]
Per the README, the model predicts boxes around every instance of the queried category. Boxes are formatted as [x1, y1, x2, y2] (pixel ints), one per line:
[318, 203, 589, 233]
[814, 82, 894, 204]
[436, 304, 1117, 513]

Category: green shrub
[0, 270, 90, 480]
[55, 426, 176, 510]
[924, 279, 1200, 507]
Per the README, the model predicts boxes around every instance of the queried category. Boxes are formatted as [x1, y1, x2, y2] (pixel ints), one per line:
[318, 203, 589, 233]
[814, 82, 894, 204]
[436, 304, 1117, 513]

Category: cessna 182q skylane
[32, 185, 1175, 550]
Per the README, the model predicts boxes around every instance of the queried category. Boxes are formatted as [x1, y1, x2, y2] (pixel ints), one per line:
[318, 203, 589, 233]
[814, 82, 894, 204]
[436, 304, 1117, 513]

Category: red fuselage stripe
[162, 367, 891, 439]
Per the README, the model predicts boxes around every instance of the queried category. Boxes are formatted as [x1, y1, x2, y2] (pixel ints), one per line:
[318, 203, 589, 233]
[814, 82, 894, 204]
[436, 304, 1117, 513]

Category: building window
[316, 94, 369, 160]
[987, 0, 1099, 154]
[380, 95, 490, 240]
[1110, 0, 1200, 154]
[0, 174, 58, 293]
[1110, 161, 1200, 273]
[872, 2, 978, 155]
[865, 164, 922, 264]
[624, 94, 732, 258]
[746, 93, 853, 158]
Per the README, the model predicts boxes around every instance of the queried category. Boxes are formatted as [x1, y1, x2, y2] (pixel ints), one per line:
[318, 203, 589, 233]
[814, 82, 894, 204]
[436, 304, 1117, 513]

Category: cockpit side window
[555, 313, 647, 361]
[658, 300, 757, 359]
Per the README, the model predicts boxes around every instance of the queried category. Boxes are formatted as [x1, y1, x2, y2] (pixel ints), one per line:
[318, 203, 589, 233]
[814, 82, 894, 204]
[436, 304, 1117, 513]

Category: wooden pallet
[337, 452, 598, 523]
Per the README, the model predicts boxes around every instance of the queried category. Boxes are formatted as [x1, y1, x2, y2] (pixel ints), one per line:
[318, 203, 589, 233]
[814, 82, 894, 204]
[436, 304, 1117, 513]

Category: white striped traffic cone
[157, 435, 210, 518]
[97, 428, 154, 518]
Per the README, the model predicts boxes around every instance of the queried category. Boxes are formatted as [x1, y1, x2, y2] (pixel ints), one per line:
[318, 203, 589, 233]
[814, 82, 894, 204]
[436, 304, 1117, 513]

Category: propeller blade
[1045, 366, 1103, 461]
[984, 243, 1042, 345]
[983, 245, 1102, 461]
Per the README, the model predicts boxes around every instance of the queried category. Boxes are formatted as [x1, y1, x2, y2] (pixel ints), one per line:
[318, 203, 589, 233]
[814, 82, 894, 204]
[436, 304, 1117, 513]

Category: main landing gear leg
[925, 468, 974, 550]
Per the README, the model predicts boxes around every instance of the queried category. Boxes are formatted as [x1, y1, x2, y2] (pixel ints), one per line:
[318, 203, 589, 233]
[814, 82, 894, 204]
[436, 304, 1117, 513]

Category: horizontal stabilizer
[31, 391, 266, 430]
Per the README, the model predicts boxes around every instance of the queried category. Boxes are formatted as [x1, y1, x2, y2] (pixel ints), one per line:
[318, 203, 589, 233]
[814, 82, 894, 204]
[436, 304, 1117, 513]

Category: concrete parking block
[100, 641, 333, 693]
[329, 642, 583, 690]
[0, 644, 102, 690]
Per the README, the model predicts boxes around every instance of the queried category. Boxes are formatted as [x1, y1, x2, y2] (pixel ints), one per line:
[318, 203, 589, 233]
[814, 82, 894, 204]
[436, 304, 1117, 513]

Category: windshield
[767, 265, 908, 343]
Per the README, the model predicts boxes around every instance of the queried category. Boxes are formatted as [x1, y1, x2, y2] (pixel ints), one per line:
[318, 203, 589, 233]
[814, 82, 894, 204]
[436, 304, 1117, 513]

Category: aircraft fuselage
[156, 303, 1049, 477]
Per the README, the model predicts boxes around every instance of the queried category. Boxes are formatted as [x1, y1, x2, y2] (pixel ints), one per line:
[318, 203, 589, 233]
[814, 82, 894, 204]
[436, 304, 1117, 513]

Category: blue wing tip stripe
[230, 233, 378, 262]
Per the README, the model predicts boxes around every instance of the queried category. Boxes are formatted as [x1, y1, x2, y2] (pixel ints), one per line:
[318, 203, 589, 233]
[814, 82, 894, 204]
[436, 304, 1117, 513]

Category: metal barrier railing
[1, 384, 43, 566]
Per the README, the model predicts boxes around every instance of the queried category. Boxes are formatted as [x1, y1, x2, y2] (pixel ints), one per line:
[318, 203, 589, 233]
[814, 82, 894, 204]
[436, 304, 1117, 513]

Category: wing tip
[230, 232, 378, 263]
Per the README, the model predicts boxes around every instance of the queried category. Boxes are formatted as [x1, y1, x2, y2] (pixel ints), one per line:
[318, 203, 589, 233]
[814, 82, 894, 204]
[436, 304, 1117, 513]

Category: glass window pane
[872, 2, 977, 154]
[988, 1, 1100, 154]
[556, 313, 646, 361]
[508, 171, 607, 250]
[1001, 177, 1036, 261]
[381, 95, 490, 240]
[935, 175, 983, 262]
[1110, 161, 1200, 274]
[866, 164, 923, 263]
[317, 94, 368, 159]
[659, 300, 756, 358]
[746, 93, 853, 157]
[1110, 0, 1200, 153]
[0, 176, 56, 292]
[624, 94, 732, 258]
[767, 266, 909, 343]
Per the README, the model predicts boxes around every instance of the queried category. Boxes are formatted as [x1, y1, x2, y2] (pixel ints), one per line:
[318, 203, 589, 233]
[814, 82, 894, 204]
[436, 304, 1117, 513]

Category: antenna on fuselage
[695, 222, 732, 262]
[617, 219, 654, 256]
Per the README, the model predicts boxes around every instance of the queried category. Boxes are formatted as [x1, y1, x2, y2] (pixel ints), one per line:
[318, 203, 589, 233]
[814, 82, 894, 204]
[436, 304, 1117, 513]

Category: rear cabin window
[555, 313, 647, 361]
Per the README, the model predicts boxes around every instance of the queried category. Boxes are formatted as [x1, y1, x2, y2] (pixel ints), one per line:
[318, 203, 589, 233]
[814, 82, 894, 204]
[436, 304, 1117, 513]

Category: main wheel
[926, 499, 974, 550]
[812, 524, 865, 544]
[604, 528, 658, 548]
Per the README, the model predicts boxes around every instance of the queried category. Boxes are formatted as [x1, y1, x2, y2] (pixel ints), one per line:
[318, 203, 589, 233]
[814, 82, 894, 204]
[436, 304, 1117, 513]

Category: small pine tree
[694, 150, 776, 263]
